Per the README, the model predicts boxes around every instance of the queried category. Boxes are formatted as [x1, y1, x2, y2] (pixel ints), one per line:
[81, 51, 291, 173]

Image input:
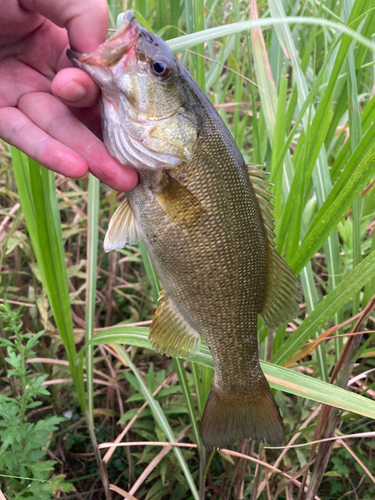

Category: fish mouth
[67, 11, 140, 73]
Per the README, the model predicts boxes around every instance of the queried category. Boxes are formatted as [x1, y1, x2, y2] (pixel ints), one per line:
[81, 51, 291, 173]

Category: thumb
[20, 0, 109, 52]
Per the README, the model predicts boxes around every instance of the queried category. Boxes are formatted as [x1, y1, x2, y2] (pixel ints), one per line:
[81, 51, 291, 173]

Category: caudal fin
[200, 379, 284, 450]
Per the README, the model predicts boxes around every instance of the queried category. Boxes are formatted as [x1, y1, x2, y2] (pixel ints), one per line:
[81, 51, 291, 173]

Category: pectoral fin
[155, 173, 203, 227]
[104, 198, 139, 252]
[149, 291, 201, 358]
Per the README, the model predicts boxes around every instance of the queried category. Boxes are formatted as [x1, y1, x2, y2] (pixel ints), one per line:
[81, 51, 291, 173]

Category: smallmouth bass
[68, 11, 300, 449]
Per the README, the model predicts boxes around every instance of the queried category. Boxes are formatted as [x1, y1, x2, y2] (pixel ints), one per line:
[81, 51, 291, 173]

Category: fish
[67, 11, 301, 450]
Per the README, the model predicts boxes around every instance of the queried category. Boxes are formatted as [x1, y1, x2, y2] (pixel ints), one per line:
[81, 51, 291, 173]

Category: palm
[0, 4, 137, 191]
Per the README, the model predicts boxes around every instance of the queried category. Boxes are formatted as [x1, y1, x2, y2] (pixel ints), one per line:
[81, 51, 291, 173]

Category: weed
[0, 301, 74, 499]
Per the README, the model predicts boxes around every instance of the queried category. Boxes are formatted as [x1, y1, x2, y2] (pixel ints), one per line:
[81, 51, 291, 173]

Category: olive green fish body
[68, 11, 300, 449]
[128, 122, 279, 447]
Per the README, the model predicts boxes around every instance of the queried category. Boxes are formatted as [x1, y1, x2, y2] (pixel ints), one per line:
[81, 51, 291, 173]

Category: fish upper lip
[66, 49, 81, 64]
[124, 10, 136, 23]
[66, 10, 140, 69]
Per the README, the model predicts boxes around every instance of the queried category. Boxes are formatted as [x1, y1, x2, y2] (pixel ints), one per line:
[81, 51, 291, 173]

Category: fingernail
[57, 81, 87, 102]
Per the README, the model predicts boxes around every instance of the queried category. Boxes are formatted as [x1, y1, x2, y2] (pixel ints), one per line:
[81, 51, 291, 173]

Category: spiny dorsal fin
[149, 292, 201, 358]
[104, 198, 139, 252]
[248, 165, 301, 330]
[248, 166, 276, 245]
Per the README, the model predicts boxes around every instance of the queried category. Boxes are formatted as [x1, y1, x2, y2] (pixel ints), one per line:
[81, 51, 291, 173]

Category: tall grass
[1, 0, 375, 498]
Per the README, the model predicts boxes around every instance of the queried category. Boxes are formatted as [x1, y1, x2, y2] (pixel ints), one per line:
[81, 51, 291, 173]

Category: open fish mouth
[66, 11, 140, 76]
[67, 10, 196, 169]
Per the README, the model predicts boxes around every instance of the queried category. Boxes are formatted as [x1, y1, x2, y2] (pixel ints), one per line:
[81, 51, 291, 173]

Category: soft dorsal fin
[248, 166, 301, 330]
[260, 250, 301, 330]
[149, 291, 201, 358]
[104, 198, 139, 252]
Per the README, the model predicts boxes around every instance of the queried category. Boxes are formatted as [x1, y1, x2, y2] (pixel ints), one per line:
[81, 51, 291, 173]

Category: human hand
[0, 0, 138, 191]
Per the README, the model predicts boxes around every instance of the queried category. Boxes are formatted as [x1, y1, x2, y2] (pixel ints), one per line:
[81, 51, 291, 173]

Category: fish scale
[68, 10, 301, 449]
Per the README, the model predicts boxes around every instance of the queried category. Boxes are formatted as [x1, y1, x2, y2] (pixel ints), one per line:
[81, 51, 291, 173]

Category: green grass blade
[345, 0, 363, 316]
[249, 5, 326, 385]
[232, 1, 241, 145]
[87, 326, 375, 420]
[330, 96, 375, 183]
[249, 12, 277, 144]
[173, 358, 201, 451]
[85, 174, 100, 422]
[246, 33, 261, 165]
[300, 263, 328, 382]
[154, 0, 167, 33]
[272, 249, 375, 366]
[271, 71, 288, 220]
[290, 130, 375, 275]
[115, 344, 199, 499]
[190, 361, 204, 417]
[269, 0, 343, 361]
[193, 0, 205, 91]
[168, 1, 180, 39]
[363, 232, 375, 307]
[167, 17, 375, 53]
[139, 240, 160, 304]
[11, 148, 86, 409]
[200, 364, 213, 411]
[261, 361, 375, 420]
[135, 0, 147, 18]
[249, 2, 295, 210]
[185, 0, 195, 35]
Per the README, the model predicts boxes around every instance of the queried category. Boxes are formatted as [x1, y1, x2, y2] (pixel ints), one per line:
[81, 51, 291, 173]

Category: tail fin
[200, 379, 284, 450]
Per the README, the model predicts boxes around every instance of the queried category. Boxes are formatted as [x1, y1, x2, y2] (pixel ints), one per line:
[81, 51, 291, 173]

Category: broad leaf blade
[87, 324, 375, 420]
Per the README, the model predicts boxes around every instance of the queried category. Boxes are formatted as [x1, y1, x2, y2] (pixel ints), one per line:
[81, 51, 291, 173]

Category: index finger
[20, 0, 109, 52]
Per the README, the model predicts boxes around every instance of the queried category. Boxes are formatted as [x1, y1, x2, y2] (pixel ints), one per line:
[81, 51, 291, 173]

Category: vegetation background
[0, 0, 375, 499]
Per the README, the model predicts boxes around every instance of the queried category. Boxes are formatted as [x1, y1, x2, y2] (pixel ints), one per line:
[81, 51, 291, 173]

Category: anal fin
[149, 292, 201, 358]
[104, 198, 139, 252]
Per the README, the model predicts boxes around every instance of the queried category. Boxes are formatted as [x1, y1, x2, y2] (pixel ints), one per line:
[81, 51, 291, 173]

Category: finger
[0, 106, 88, 177]
[52, 67, 100, 107]
[18, 92, 138, 192]
[20, 0, 109, 52]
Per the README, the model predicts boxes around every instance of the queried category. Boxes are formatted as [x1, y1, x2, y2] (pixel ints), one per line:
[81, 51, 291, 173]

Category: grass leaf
[11, 149, 86, 409]
[273, 250, 375, 366]
[291, 131, 375, 275]
[87, 326, 375, 420]
[112, 344, 199, 500]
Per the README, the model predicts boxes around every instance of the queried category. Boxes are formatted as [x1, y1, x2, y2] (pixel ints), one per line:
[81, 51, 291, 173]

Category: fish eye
[152, 59, 171, 78]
